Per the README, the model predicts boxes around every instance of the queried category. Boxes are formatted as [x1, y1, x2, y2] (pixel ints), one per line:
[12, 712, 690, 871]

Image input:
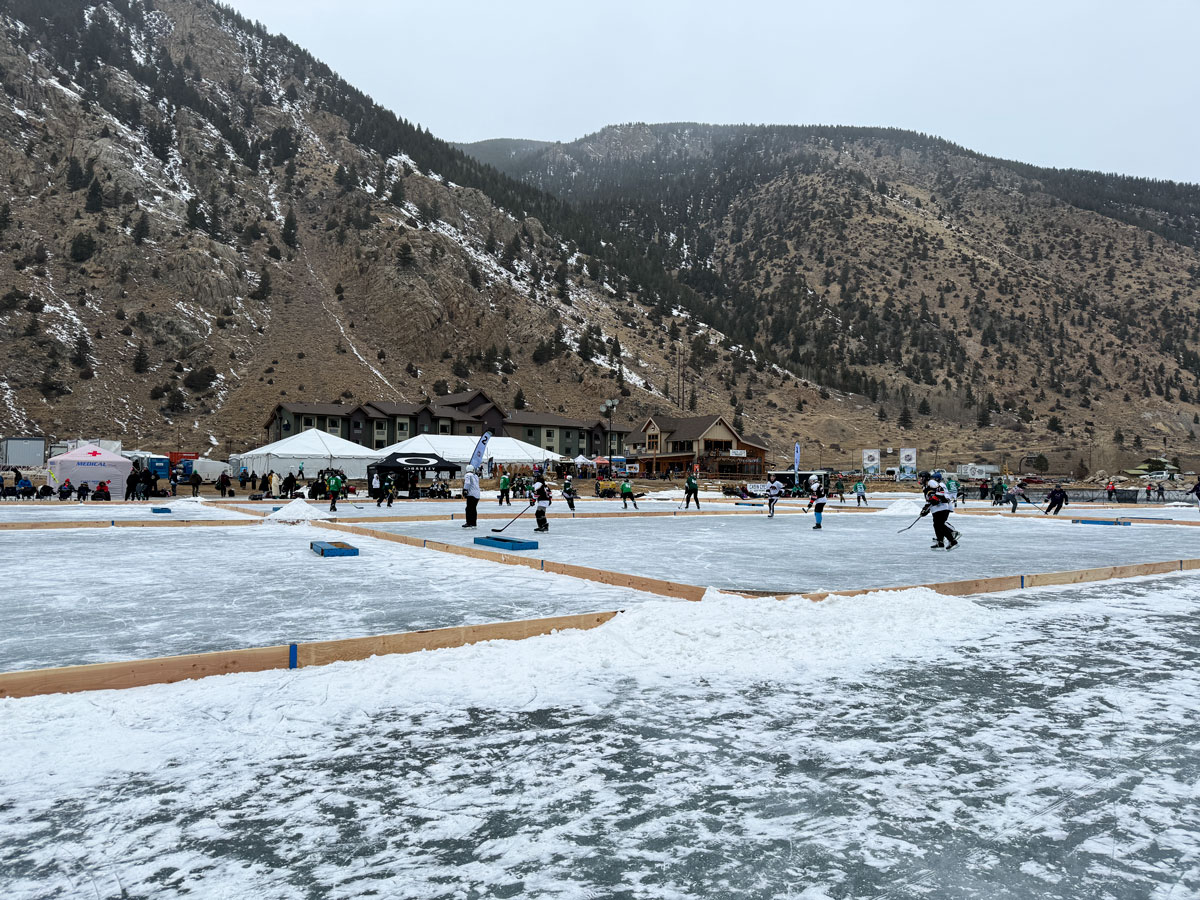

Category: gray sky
[223, 0, 1200, 184]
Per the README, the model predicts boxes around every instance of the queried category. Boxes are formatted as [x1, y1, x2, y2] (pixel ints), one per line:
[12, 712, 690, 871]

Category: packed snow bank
[642, 489, 726, 500]
[266, 499, 331, 522]
[875, 499, 924, 517]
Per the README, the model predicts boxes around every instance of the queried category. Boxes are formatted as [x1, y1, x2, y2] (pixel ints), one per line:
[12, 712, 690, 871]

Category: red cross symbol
[87, 451, 101, 457]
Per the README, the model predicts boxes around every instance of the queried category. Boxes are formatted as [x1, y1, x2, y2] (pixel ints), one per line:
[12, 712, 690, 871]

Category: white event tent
[233, 429, 381, 480]
[47, 443, 132, 488]
[380, 434, 563, 468]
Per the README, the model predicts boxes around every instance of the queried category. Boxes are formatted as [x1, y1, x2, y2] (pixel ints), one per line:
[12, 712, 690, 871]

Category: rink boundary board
[4, 552, 1200, 699]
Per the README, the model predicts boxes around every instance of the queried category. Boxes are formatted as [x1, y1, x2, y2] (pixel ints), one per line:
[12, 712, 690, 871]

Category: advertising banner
[899, 448, 917, 480]
[862, 449, 881, 476]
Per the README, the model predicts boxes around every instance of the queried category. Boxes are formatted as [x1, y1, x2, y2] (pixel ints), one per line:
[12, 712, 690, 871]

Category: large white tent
[47, 443, 132, 489]
[232, 429, 381, 480]
[380, 434, 563, 468]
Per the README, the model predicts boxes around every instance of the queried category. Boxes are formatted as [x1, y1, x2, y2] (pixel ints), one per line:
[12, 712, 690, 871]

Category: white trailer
[0, 436, 46, 468]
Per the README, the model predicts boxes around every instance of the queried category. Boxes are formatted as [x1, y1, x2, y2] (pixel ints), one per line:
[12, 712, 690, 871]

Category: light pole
[601, 398, 619, 477]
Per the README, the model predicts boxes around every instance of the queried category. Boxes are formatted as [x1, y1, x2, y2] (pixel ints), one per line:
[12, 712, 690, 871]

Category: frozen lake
[370, 505, 1200, 593]
[0, 523, 663, 671]
[2, 576, 1197, 899]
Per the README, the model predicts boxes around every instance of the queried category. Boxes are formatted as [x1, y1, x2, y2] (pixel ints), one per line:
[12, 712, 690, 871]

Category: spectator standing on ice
[918, 471, 959, 550]
[1106, 480, 1116, 501]
[189, 470, 202, 498]
[805, 474, 827, 529]
[1045, 486, 1069, 515]
[766, 475, 784, 518]
[498, 472, 511, 506]
[684, 471, 700, 509]
[620, 477, 638, 510]
[461, 465, 481, 528]
[979, 480, 990, 501]
[833, 477, 846, 503]
[124, 468, 139, 501]
[854, 478, 868, 507]
[1156, 481, 1165, 502]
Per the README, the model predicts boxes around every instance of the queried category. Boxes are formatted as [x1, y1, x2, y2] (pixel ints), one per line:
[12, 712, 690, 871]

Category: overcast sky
[222, 0, 1200, 184]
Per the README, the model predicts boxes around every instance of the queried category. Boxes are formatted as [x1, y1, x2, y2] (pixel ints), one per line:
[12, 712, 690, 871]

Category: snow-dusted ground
[372, 507, 1200, 593]
[2, 578, 1198, 899]
[0, 523, 661, 672]
[0, 499, 257, 521]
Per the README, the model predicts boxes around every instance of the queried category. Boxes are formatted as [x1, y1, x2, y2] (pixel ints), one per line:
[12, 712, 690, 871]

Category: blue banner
[793, 442, 801, 475]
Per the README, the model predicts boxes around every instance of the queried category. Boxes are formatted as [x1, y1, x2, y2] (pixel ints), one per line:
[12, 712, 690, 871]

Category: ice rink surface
[0, 523, 661, 671]
[371, 505, 1200, 593]
[2, 577, 1197, 899]
[0, 498, 257, 521]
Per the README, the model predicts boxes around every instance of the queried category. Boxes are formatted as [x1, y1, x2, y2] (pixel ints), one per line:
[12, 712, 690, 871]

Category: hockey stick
[491, 504, 532, 533]
[1022, 496, 1048, 514]
[897, 512, 925, 533]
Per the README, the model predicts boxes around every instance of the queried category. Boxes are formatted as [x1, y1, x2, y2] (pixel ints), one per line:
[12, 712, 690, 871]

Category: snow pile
[266, 499, 331, 522]
[875, 499, 924, 517]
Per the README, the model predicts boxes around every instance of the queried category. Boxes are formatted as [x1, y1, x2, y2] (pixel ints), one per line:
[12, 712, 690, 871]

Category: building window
[421, 424, 430, 433]
[706, 439, 731, 452]
[545, 429, 555, 439]
[326, 419, 340, 436]
[397, 420, 409, 434]
[440, 422, 450, 434]
[647, 433, 660, 452]
[526, 428, 535, 439]
[464, 425, 474, 434]
[352, 421, 362, 432]
[303, 416, 315, 429]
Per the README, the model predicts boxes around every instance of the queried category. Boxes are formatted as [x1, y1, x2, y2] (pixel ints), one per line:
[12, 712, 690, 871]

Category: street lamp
[601, 398, 619, 475]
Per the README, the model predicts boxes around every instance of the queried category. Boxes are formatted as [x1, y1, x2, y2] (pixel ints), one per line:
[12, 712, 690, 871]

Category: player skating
[1044, 485, 1068, 515]
[620, 477, 639, 510]
[945, 473, 961, 507]
[766, 475, 784, 518]
[918, 470, 959, 550]
[683, 471, 700, 509]
[498, 472, 511, 506]
[854, 478, 867, 506]
[805, 474, 827, 529]
[532, 470, 552, 532]
[562, 474, 578, 511]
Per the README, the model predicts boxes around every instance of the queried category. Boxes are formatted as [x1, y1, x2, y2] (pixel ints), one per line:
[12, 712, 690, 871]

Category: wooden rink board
[0, 518, 260, 531]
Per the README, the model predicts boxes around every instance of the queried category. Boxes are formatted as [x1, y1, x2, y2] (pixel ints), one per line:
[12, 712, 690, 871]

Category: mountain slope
[463, 123, 1200, 465]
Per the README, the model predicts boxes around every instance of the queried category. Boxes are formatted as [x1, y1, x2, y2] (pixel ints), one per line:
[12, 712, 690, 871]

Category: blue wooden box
[151, 507, 172, 514]
[310, 540, 360, 557]
[474, 536, 539, 551]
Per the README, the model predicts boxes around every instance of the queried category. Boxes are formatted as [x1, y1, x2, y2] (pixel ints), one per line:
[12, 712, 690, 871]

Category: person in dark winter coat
[684, 472, 700, 509]
[189, 471, 202, 497]
[1045, 486, 1069, 515]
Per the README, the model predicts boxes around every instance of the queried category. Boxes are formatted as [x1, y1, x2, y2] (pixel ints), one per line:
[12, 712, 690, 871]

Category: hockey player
[918, 471, 958, 550]
[562, 474, 578, 511]
[805, 474, 827, 529]
[532, 473, 552, 532]
[765, 475, 784, 518]
[620, 477, 638, 510]
[853, 478, 867, 507]
[945, 473, 961, 507]
[327, 472, 342, 513]
[498, 472, 511, 506]
[683, 471, 700, 509]
[1045, 485, 1068, 515]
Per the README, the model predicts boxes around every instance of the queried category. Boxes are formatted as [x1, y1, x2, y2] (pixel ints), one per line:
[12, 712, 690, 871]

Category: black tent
[367, 452, 461, 498]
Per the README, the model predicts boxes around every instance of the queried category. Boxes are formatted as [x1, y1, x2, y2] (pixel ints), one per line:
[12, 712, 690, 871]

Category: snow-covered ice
[1, 577, 1198, 899]
[0, 523, 661, 671]
[371, 508, 1200, 593]
[0, 500, 257, 521]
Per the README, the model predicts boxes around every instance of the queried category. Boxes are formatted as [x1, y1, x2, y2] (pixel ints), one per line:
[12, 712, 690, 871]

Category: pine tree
[282, 207, 298, 248]
[85, 178, 104, 213]
[689, 389, 697, 411]
[976, 405, 991, 427]
[0, 201, 10, 232]
[389, 181, 405, 206]
[513, 388, 526, 410]
[249, 267, 272, 300]
[69, 232, 97, 262]
[132, 342, 149, 374]
[898, 403, 913, 428]
[128, 212, 149, 246]
[877, 406, 888, 422]
[917, 397, 931, 415]
[71, 333, 91, 368]
[66, 157, 87, 191]
[185, 196, 207, 231]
